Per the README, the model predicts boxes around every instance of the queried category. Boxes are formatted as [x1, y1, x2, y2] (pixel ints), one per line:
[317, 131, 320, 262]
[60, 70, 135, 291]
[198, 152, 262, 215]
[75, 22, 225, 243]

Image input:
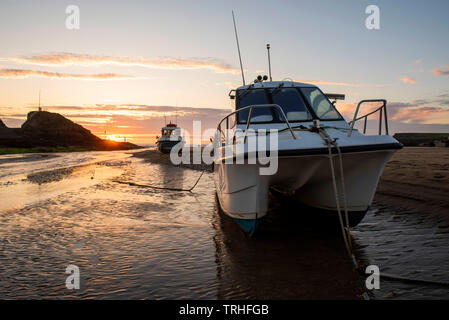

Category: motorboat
[213, 79, 402, 235]
[156, 122, 184, 153]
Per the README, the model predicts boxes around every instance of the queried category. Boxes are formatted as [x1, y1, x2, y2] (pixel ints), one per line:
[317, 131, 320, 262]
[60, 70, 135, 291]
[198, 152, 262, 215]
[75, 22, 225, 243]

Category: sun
[104, 134, 122, 142]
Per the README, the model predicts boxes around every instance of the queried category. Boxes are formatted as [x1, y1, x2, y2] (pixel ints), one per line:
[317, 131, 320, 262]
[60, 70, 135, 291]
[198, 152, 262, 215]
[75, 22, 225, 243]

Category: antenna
[232, 10, 245, 86]
[266, 44, 272, 81]
[164, 113, 167, 126]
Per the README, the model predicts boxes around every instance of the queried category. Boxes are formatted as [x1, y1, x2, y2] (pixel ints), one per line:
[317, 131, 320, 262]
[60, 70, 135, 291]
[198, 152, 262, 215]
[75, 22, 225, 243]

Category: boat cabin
[161, 122, 179, 136]
[230, 81, 345, 125]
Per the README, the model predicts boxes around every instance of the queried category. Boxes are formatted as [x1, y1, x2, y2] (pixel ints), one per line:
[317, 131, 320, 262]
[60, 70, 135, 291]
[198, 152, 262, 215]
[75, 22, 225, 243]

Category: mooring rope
[334, 142, 352, 249]
[112, 169, 205, 192]
[316, 126, 449, 293]
[318, 128, 353, 255]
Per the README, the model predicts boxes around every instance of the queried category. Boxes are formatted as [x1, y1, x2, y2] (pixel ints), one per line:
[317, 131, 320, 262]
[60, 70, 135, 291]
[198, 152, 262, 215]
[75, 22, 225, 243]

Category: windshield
[162, 129, 175, 135]
[236, 89, 272, 123]
[235, 86, 342, 124]
[270, 88, 312, 121]
[300, 87, 341, 120]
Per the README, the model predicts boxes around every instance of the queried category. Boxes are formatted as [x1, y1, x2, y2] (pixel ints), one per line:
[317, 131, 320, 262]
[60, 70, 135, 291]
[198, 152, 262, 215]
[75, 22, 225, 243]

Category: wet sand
[133, 149, 364, 299]
[133, 147, 449, 299]
[376, 147, 449, 215]
[0, 149, 363, 299]
[133, 149, 213, 172]
[0, 147, 448, 299]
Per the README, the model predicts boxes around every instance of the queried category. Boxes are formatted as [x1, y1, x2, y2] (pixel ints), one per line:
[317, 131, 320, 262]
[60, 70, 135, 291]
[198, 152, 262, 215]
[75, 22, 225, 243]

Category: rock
[21, 111, 103, 147]
[0, 111, 141, 150]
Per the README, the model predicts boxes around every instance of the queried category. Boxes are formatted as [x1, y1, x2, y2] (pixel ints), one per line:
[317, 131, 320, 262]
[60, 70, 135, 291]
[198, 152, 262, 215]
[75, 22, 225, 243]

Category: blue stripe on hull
[233, 217, 261, 236]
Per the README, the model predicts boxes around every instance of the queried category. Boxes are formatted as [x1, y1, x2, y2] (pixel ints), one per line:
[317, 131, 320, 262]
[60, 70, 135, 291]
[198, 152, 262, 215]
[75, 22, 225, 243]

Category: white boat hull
[213, 148, 396, 232]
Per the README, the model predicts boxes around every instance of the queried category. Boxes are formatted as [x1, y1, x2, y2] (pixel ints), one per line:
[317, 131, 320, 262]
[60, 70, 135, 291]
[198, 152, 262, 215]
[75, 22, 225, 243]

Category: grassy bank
[0, 147, 90, 155]
[393, 133, 449, 146]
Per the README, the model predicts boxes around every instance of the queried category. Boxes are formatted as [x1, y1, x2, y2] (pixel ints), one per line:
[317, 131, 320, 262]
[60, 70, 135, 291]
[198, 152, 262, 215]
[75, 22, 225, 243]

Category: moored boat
[213, 80, 402, 235]
[156, 122, 184, 153]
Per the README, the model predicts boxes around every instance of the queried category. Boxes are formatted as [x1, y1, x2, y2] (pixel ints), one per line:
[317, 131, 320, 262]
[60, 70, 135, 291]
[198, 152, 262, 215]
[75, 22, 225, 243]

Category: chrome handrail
[348, 99, 388, 137]
[217, 104, 297, 145]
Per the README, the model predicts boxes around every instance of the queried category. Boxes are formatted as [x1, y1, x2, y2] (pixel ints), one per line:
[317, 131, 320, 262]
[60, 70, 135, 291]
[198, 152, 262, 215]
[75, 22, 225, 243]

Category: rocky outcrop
[0, 111, 140, 150]
[0, 119, 22, 143]
[21, 111, 104, 147]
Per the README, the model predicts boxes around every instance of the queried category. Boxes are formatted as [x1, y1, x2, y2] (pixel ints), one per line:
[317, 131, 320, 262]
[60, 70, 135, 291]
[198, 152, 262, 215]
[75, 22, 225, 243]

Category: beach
[375, 147, 449, 215]
[132, 147, 449, 299]
[0, 147, 448, 299]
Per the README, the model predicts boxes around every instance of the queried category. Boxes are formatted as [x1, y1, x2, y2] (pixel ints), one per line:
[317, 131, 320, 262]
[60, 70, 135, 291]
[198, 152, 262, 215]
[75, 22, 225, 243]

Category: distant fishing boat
[156, 122, 184, 153]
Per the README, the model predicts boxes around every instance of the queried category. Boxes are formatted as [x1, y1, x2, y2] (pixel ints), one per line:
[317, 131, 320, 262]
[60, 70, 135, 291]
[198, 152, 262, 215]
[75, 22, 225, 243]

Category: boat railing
[348, 99, 388, 137]
[217, 104, 297, 145]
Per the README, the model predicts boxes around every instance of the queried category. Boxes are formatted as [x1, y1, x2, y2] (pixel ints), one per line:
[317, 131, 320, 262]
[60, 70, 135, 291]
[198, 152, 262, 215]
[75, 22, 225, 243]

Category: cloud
[411, 94, 449, 106]
[388, 103, 444, 123]
[400, 76, 416, 84]
[432, 66, 449, 76]
[296, 80, 390, 87]
[3, 100, 449, 142]
[336, 99, 449, 124]
[6, 52, 240, 74]
[0, 67, 136, 80]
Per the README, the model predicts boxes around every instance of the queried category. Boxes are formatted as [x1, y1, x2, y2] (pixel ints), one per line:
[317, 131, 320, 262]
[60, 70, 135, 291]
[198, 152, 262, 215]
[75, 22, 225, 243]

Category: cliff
[0, 111, 140, 151]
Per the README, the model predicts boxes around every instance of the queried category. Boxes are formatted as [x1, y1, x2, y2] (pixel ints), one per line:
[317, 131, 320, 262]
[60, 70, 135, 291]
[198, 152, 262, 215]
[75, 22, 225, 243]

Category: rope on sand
[112, 169, 205, 192]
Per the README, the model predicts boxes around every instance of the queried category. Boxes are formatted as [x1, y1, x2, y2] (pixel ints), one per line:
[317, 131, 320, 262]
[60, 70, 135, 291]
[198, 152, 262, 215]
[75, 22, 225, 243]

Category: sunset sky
[1, 0, 448, 144]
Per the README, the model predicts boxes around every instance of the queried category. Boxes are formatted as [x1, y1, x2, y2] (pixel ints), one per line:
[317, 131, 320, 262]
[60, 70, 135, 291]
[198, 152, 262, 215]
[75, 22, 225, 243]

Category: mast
[266, 44, 272, 81]
[38, 90, 42, 112]
[232, 10, 246, 86]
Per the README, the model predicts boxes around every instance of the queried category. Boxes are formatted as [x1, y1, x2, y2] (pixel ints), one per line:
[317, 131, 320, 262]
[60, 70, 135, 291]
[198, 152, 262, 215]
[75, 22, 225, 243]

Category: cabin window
[270, 88, 312, 121]
[236, 89, 272, 123]
[300, 87, 341, 120]
[162, 129, 174, 135]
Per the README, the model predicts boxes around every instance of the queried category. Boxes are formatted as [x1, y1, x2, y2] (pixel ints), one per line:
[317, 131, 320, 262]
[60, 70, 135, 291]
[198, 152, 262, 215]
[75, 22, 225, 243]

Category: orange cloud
[432, 66, 449, 76]
[390, 106, 449, 123]
[297, 80, 390, 87]
[400, 76, 416, 84]
[7, 52, 240, 74]
[334, 102, 357, 118]
[0, 67, 136, 80]
[336, 102, 386, 120]
[335, 100, 449, 124]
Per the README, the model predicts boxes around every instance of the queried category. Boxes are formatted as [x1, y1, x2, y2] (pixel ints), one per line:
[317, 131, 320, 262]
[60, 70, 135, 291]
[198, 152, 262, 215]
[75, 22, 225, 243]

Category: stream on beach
[0, 149, 448, 299]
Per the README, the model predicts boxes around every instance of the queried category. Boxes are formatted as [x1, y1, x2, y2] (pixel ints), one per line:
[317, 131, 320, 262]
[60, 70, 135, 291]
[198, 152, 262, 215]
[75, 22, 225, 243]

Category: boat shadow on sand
[212, 191, 367, 299]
